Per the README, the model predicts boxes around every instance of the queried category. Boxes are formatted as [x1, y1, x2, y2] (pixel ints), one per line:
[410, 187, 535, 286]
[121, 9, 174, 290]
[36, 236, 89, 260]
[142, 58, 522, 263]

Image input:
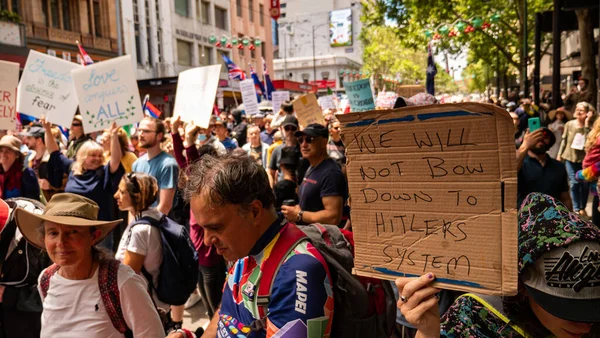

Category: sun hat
[0, 135, 22, 153]
[15, 193, 122, 250]
[518, 192, 600, 322]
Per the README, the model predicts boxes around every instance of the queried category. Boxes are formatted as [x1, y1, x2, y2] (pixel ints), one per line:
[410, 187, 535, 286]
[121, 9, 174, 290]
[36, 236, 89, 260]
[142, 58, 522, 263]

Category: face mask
[198, 134, 207, 142]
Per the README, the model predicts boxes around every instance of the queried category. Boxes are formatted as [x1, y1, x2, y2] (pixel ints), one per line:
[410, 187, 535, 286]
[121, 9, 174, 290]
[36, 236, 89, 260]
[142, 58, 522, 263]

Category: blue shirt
[220, 137, 238, 152]
[132, 151, 179, 207]
[518, 154, 568, 207]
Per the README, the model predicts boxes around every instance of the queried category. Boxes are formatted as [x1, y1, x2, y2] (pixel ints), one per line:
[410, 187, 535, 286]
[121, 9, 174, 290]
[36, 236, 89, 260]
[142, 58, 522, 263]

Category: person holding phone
[557, 103, 596, 217]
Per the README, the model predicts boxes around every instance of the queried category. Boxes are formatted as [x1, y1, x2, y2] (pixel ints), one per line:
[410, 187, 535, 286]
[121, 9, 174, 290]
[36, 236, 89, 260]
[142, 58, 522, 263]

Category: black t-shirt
[298, 158, 348, 213]
[273, 179, 298, 211]
[518, 154, 569, 207]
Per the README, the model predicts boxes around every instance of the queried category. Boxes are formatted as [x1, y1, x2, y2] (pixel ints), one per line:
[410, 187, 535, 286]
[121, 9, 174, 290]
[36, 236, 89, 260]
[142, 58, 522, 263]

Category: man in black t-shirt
[281, 124, 347, 225]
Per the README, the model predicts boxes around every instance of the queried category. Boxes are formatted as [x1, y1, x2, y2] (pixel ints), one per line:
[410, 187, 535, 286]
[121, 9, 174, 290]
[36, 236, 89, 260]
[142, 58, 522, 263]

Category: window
[198, 0, 209, 24]
[236, 0, 242, 17]
[0, 0, 19, 14]
[177, 40, 192, 66]
[133, 0, 142, 65]
[248, 0, 253, 22]
[175, 0, 188, 17]
[93, 0, 102, 36]
[259, 4, 264, 26]
[215, 6, 227, 30]
[199, 45, 213, 66]
[145, 0, 153, 65]
[220, 50, 230, 73]
[49, 0, 59, 28]
[251, 48, 255, 59]
[61, 0, 71, 30]
[156, 0, 162, 62]
[238, 34, 244, 56]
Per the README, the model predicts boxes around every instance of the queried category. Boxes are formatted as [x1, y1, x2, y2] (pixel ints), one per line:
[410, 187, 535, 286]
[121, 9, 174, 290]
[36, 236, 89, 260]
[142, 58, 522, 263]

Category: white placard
[71, 55, 143, 134]
[571, 133, 585, 150]
[318, 95, 336, 110]
[174, 64, 222, 128]
[240, 79, 259, 116]
[17, 50, 82, 128]
[271, 91, 290, 114]
[0, 61, 19, 130]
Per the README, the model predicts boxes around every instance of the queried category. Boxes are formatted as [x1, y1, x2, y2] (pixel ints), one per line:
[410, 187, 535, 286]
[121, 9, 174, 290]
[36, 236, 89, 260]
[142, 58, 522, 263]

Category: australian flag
[222, 54, 246, 81]
[263, 57, 275, 100]
[426, 43, 437, 96]
[249, 64, 264, 103]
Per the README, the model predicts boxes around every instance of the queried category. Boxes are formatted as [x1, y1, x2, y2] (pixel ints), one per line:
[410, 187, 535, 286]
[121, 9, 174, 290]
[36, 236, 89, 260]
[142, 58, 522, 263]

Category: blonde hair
[72, 141, 105, 176]
[582, 103, 599, 152]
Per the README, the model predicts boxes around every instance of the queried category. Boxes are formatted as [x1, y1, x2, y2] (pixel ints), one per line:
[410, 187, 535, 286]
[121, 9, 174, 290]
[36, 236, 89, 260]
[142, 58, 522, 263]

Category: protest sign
[293, 93, 325, 127]
[17, 50, 81, 127]
[240, 79, 260, 115]
[318, 95, 336, 110]
[173, 65, 221, 128]
[343, 78, 375, 112]
[376, 91, 398, 109]
[0, 60, 19, 130]
[72, 55, 143, 134]
[271, 91, 289, 113]
[337, 103, 518, 295]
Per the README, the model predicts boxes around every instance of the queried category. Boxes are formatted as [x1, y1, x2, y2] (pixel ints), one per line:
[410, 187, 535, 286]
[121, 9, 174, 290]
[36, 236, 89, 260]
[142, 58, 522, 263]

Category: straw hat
[15, 193, 122, 250]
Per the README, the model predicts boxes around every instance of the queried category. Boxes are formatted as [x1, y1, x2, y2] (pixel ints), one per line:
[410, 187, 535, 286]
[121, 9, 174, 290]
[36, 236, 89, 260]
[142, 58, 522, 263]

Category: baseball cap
[280, 115, 299, 129]
[518, 193, 600, 322]
[22, 126, 45, 138]
[295, 123, 329, 138]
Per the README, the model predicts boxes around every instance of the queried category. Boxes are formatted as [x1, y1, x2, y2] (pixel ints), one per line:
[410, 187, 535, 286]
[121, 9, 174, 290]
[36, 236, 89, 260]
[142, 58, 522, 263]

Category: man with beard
[517, 127, 571, 209]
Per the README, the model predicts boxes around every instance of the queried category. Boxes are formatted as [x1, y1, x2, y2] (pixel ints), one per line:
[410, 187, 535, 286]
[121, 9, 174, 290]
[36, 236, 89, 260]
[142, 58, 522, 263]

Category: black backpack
[131, 215, 199, 306]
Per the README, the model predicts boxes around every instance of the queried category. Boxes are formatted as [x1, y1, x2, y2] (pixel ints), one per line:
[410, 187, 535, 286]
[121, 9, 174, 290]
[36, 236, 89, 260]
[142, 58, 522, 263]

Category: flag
[426, 43, 437, 96]
[76, 40, 94, 66]
[250, 64, 265, 102]
[221, 54, 246, 81]
[262, 57, 275, 100]
[144, 101, 162, 118]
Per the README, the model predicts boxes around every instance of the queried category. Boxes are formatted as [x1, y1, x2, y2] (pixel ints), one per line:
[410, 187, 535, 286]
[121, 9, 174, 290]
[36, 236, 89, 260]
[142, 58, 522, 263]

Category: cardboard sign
[337, 103, 518, 296]
[343, 78, 375, 112]
[72, 55, 143, 133]
[240, 79, 260, 115]
[293, 93, 326, 127]
[376, 91, 398, 109]
[0, 61, 19, 130]
[17, 50, 82, 127]
[318, 95, 336, 110]
[271, 91, 290, 113]
[173, 65, 221, 128]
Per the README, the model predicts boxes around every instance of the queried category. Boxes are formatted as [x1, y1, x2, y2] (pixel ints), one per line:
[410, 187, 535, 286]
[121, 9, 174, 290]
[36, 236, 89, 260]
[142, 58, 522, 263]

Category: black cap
[281, 115, 299, 129]
[295, 123, 329, 138]
[22, 126, 45, 138]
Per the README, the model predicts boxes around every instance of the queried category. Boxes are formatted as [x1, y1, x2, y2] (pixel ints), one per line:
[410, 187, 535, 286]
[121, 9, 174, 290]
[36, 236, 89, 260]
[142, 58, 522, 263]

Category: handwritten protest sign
[0, 61, 19, 130]
[318, 95, 336, 110]
[271, 91, 289, 113]
[173, 65, 221, 128]
[337, 103, 518, 295]
[17, 50, 81, 127]
[375, 91, 398, 109]
[240, 79, 260, 115]
[293, 93, 326, 127]
[343, 78, 375, 112]
[71, 55, 143, 134]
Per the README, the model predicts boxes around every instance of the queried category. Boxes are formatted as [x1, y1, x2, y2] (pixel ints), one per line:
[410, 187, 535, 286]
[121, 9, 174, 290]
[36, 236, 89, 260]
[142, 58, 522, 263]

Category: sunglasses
[297, 136, 314, 144]
[284, 125, 297, 132]
[126, 172, 140, 192]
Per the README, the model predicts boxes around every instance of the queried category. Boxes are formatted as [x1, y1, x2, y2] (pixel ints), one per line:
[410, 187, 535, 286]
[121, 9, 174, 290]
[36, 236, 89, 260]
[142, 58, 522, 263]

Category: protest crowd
[0, 47, 598, 338]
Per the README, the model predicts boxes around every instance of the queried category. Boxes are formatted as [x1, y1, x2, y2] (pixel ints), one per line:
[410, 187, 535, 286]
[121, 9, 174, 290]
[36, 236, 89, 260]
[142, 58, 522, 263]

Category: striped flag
[262, 57, 275, 100]
[76, 40, 94, 66]
[142, 95, 162, 118]
[221, 54, 246, 81]
[250, 64, 265, 102]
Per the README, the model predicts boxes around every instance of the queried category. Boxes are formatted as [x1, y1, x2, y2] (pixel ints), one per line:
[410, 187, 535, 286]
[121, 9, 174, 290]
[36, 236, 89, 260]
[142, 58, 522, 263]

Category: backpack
[40, 260, 134, 338]
[131, 215, 199, 306]
[255, 222, 396, 337]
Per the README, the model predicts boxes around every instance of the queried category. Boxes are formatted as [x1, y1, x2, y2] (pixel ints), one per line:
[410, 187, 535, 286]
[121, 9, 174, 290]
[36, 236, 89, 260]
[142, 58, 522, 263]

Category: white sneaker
[184, 291, 202, 309]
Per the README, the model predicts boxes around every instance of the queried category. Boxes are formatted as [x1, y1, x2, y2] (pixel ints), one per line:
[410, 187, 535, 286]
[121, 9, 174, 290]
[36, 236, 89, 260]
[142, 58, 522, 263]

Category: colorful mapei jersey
[217, 217, 334, 338]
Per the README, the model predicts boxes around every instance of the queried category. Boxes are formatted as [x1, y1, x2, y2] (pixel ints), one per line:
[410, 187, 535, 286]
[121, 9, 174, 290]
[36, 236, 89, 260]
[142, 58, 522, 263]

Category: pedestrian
[242, 125, 269, 168]
[183, 153, 333, 338]
[213, 119, 238, 152]
[230, 109, 247, 147]
[557, 101, 596, 217]
[281, 123, 348, 226]
[15, 193, 164, 337]
[260, 114, 276, 145]
[271, 101, 294, 129]
[395, 192, 600, 337]
[547, 107, 570, 158]
[327, 119, 346, 169]
[43, 118, 124, 250]
[65, 115, 91, 159]
[0, 135, 40, 200]
[266, 130, 282, 168]
[577, 77, 593, 105]
[273, 146, 299, 212]
[172, 116, 226, 156]
[268, 115, 301, 186]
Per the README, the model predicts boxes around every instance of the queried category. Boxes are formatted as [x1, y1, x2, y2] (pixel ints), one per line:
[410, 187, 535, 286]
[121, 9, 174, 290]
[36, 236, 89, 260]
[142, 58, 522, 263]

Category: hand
[520, 128, 544, 151]
[109, 122, 119, 139]
[395, 273, 441, 338]
[39, 179, 51, 190]
[166, 332, 185, 338]
[585, 111, 594, 127]
[40, 115, 52, 131]
[281, 204, 301, 222]
[556, 155, 562, 162]
[172, 116, 183, 133]
[0, 285, 6, 303]
[185, 121, 200, 139]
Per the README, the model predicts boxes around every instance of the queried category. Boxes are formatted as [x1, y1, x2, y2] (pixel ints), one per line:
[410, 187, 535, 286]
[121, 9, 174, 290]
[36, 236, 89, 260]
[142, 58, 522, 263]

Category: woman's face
[44, 222, 99, 267]
[330, 122, 341, 137]
[84, 150, 104, 171]
[575, 106, 587, 122]
[555, 112, 565, 121]
[0, 147, 17, 168]
[114, 180, 134, 212]
[529, 296, 593, 338]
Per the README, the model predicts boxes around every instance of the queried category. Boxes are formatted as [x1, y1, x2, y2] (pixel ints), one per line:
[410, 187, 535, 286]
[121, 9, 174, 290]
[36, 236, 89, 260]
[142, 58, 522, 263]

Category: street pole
[116, 0, 123, 56]
[523, 0, 529, 98]
[312, 25, 317, 86]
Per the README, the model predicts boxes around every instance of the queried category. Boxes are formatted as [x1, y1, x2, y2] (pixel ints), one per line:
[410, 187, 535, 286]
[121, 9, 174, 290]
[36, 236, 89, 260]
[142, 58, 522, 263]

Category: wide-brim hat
[15, 193, 121, 250]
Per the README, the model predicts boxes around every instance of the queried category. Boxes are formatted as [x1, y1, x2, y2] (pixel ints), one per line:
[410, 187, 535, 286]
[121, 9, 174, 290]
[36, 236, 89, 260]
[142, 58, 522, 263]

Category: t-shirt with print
[298, 158, 347, 215]
[217, 216, 333, 338]
[115, 209, 165, 309]
[38, 263, 164, 338]
[132, 151, 179, 207]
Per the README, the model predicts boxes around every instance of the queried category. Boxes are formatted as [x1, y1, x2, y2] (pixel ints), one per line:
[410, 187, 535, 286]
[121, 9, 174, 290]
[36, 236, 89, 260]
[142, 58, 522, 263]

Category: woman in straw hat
[15, 193, 165, 337]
